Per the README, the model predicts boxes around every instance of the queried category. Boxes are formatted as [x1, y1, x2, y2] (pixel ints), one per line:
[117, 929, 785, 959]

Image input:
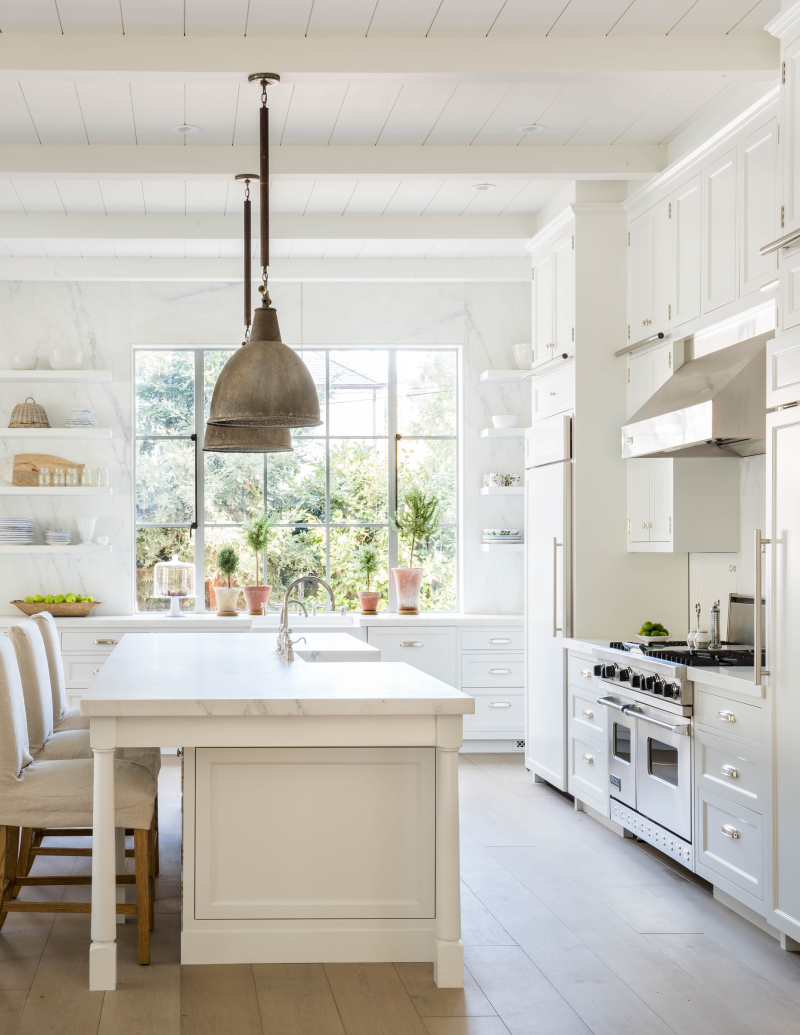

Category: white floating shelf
[0, 544, 113, 554]
[0, 370, 112, 383]
[479, 370, 529, 383]
[481, 542, 524, 552]
[1, 428, 112, 440]
[0, 487, 113, 496]
[480, 427, 525, 438]
[480, 486, 524, 495]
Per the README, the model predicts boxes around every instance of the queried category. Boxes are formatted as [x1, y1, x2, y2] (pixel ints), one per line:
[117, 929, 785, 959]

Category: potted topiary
[214, 544, 241, 616]
[241, 509, 277, 615]
[391, 488, 440, 615]
[356, 543, 381, 614]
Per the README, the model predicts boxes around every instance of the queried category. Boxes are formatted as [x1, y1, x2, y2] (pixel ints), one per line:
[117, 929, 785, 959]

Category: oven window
[613, 722, 631, 764]
[648, 738, 678, 786]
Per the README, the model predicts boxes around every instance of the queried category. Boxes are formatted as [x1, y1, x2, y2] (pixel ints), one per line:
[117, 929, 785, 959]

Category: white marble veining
[79, 633, 473, 716]
[0, 280, 530, 617]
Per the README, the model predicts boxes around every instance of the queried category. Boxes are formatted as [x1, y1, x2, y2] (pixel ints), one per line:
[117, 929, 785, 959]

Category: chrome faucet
[262, 597, 308, 617]
[277, 576, 336, 660]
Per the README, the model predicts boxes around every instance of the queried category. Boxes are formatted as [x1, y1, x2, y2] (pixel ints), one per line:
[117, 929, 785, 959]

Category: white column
[90, 741, 117, 990]
[115, 827, 125, 924]
[434, 714, 464, 988]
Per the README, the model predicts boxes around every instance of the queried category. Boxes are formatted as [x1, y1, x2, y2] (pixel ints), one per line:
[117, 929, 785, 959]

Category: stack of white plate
[44, 530, 71, 545]
[0, 518, 35, 544]
[65, 409, 97, 428]
[482, 527, 523, 544]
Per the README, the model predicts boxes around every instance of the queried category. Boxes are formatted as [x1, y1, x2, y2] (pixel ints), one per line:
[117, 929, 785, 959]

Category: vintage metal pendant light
[205, 72, 321, 432]
[203, 172, 292, 453]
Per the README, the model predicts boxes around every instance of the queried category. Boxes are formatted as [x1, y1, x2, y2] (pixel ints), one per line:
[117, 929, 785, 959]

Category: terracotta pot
[392, 568, 424, 615]
[243, 585, 272, 615]
[214, 586, 241, 616]
[357, 590, 380, 615]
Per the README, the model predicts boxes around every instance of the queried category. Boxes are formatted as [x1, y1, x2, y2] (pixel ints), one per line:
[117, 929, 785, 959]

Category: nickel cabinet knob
[721, 764, 739, 779]
[721, 824, 740, 838]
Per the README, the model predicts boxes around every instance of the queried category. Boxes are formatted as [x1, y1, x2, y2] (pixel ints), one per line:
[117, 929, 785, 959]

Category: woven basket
[9, 397, 49, 428]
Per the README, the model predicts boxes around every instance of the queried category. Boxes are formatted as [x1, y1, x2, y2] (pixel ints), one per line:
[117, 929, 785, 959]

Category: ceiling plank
[489, 0, 576, 36]
[56, 0, 123, 34]
[367, 0, 441, 37]
[0, 0, 62, 33]
[609, 0, 696, 36]
[306, 0, 381, 36]
[329, 83, 403, 145]
[76, 81, 137, 145]
[425, 83, 511, 145]
[281, 83, 350, 145]
[377, 83, 457, 144]
[668, 0, 768, 36]
[19, 81, 88, 144]
[184, 0, 250, 36]
[130, 81, 186, 144]
[427, 0, 507, 37]
[245, 0, 314, 36]
[120, 0, 185, 35]
[545, 0, 634, 37]
[0, 82, 40, 145]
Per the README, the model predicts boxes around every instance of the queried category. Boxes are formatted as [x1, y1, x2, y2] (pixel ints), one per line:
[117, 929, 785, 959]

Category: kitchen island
[80, 633, 473, 991]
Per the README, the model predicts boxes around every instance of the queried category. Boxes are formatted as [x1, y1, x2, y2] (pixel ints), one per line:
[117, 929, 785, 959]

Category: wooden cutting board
[9, 454, 85, 486]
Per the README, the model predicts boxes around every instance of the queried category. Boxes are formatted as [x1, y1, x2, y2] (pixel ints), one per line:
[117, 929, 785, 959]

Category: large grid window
[134, 347, 458, 613]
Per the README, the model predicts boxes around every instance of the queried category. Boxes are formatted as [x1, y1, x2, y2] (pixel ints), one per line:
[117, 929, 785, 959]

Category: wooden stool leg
[25, 830, 43, 876]
[148, 814, 155, 931]
[133, 828, 150, 965]
[11, 829, 34, 900]
[0, 826, 20, 933]
[154, 794, 159, 876]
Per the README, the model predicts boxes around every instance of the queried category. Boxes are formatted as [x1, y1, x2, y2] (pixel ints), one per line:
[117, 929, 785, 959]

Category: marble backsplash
[0, 280, 530, 616]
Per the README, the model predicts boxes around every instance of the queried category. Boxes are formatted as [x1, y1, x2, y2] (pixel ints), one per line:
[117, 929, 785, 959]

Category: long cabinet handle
[489, 701, 512, 709]
[553, 537, 563, 637]
[598, 695, 630, 713]
[489, 668, 512, 674]
[721, 765, 739, 779]
[401, 641, 423, 648]
[488, 637, 512, 644]
[94, 639, 117, 645]
[626, 707, 690, 735]
[760, 227, 800, 256]
[721, 824, 740, 839]
[718, 710, 736, 722]
[754, 529, 770, 684]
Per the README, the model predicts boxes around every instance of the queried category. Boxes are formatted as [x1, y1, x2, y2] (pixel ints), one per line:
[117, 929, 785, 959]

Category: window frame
[133, 344, 461, 614]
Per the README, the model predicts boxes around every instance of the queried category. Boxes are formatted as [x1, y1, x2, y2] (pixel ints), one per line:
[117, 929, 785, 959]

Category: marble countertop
[292, 634, 380, 663]
[79, 633, 474, 717]
[688, 665, 765, 698]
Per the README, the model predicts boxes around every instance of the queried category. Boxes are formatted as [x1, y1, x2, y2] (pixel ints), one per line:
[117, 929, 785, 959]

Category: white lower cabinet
[568, 729, 608, 816]
[567, 656, 609, 816]
[697, 788, 763, 904]
[695, 729, 763, 814]
[464, 691, 524, 735]
[366, 627, 457, 686]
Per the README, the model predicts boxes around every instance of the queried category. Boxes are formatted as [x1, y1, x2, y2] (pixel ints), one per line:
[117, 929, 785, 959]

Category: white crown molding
[766, 2, 800, 39]
[624, 84, 780, 213]
[525, 206, 574, 258]
[570, 203, 626, 212]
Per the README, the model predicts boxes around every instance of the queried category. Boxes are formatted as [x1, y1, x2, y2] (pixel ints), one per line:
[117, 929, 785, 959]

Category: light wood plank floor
[2, 753, 800, 1035]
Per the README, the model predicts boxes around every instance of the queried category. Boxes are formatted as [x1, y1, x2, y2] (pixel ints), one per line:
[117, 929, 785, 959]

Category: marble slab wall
[0, 280, 530, 615]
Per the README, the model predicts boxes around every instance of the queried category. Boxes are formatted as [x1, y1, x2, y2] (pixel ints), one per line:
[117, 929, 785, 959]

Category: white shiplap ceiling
[0, 0, 781, 37]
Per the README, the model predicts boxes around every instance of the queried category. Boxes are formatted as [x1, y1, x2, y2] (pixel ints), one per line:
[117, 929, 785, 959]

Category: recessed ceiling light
[172, 124, 200, 134]
[517, 124, 545, 134]
[472, 183, 496, 192]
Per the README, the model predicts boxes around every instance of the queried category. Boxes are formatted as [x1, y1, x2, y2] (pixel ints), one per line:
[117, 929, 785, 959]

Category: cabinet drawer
[698, 789, 763, 900]
[464, 693, 524, 734]
[569, 730, 607, 807]
[695, 690, 762, 744]
[461, 653, 524, 689]
[366, 627, 456, 686]
[460, 627, 524, 651]
[695, 730, 762, 814]
[567, 654, 601, 690]
[63, 654, 108, 690]
[61, 630, 123, 653]
[532, 365, 574, 420]
[568, 684, 607, 740]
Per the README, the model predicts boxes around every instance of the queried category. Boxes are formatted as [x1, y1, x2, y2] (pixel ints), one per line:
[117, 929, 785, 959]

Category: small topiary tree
[356, 543, 380, 591]
[216, 544, 239, 588]
[392, 488, 440, 568]
[242, 510, 277, 587]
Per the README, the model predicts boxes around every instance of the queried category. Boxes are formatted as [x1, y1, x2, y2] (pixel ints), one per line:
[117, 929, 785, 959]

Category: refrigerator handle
[754, 529, 771, 684]
[553, 537, 563, 637]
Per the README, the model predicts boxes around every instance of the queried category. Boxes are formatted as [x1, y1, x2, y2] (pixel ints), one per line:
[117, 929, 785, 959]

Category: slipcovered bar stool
[0, 635, 157, 964]
[9, 620, 161, 878]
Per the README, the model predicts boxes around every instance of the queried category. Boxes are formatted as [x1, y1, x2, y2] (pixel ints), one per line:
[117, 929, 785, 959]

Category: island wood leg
[90, 738, 117, 990]
[434, 730, 464, 988]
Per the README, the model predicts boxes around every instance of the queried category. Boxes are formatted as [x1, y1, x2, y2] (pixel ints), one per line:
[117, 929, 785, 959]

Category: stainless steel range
[589, 640, 761, 870]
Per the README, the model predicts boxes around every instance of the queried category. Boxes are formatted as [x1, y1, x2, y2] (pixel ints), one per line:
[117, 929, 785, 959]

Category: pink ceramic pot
[358, 590, 380, 615]
[243, 585, 272, 615]
[392, 567, 424, 615]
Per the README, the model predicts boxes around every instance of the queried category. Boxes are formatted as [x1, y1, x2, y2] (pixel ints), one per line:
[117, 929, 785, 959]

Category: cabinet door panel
[628, 458, 652, 543]
[781, 243, 800, 332]
[673, 174, 702, 325]
[631, 213, 653, 338]
[740, 118, 777, 296]
[651, 459, 673, 543]
[652, 198, 672, 333]
[704, 149, 737, 313]
[534, 252, 554, 364]
[651, 342, 673, 392]
[554, 231, 575, 352]
[627, 350, 654, 419]
[783, 36, 800, 235]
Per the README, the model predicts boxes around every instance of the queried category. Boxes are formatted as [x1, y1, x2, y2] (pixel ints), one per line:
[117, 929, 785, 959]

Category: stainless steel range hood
[621, 334, 769, 459]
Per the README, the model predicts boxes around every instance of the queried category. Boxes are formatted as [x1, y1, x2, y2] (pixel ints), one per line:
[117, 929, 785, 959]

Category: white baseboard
[181, 928, 436, 965]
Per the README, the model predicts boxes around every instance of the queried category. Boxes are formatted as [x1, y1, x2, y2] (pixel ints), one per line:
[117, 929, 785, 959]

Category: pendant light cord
[259, 79, 270, 294]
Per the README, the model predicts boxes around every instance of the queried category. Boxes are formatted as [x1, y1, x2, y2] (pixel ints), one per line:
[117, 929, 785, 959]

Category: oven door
[601, 693, 637, 809]
[633, 708, 691, 842]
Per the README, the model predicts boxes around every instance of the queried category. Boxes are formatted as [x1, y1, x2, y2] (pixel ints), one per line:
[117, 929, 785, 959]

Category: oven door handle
[597, 696, 632, 713]
[625, 708, 690, 735]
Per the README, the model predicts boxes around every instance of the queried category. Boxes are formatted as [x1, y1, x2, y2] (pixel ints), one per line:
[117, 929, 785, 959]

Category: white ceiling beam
[0, 144, 664, 180]
[0, 34, 778, 79]
[0, 256, 529, 283]
[0, 213, 536, 240]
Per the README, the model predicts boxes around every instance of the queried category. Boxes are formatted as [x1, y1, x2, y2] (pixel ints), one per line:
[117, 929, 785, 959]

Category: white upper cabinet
[653, 198, 672, 332]
[673, 173, 703, 326]
[703, 149, 737, 313]
[739, 119, 778, 296]
[532, 228, 574, 365]
[533, 249, 554, 365]
[627, 199, 671, 347]
[782, 34, 800, 237]
[554, 231, 575, 353]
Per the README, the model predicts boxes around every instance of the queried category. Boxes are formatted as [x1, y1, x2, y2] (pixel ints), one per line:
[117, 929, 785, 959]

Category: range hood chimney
[621, 334, 769, 460]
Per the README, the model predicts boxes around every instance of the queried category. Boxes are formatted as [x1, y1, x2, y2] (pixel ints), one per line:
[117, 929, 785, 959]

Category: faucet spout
[277, 575, 336, 659]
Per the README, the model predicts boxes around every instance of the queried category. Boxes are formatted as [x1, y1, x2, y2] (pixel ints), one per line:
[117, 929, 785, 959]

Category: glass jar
[95, 466, 110, 488]
[53, 467, 65, 487]
[153, 554, 196, 618]
[80, 467, 92, 487]
[38, 467, 51, 487]
[65, 467, 79, 487]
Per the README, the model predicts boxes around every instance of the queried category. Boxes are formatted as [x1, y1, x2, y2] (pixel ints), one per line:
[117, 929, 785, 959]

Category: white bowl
[483, 528, 521, 536]
[513, 343, 533, 370]
[49, 350, 83, 370]
[491, 414, 519, 429]
[10, 355, 38, 370]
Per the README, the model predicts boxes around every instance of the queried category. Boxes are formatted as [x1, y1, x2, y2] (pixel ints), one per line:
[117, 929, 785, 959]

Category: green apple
[74, 594, 84, 603]
[44, 594, 54, 603]
[65, 593, 76, 603]
[84, 596, 94, 602]
[24, 595, 34, 603]
[55, 595, 65, 603]
[34, 594, 44, 603]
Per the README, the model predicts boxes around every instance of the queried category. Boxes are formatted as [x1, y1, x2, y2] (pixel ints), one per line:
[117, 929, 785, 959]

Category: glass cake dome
[153, 554, 195, 617]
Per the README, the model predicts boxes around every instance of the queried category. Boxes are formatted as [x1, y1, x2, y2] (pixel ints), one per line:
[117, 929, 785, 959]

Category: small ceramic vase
[392, 568, 424, 615]
[243, 585, 272, 615]
[214, 586, 241, 616]
[358, 590, 380, 615]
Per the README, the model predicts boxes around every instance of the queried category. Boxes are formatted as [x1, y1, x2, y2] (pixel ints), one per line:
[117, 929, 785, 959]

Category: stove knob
[630, 672, 642, 688]
[652, 676, 665, 695]
[602, 664, 617, 679]
[618, 667, 631, 682]
[667, 682, 681, 700]
[593, 664, 603, 677]
[643, 675, 655, 691]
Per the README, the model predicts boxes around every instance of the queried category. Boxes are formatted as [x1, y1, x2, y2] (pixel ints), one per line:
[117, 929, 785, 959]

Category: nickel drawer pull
[721, 824, 740, 839]
[583, 709, 594, 719]
[580, 668, 592, 678]
[489, 701, 512, 708]
[94, 638, 117, 645]
[721, 765, 739, 779]
[93, 669, 101, 675]
[401, 641, 423, 648]
[718, 710, 736, 722]
[489, 668, 511, 674]
[489, 637, 511, 644]
[582, 753, 594, 764]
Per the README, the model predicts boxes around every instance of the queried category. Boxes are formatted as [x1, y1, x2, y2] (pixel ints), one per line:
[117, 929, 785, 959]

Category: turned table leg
[434, 726, 464, 988]
[90, 740, 117, 990]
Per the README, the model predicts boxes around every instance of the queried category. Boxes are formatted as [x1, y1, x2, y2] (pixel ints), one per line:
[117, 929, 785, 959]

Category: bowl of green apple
[12, 594, 101, 617]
